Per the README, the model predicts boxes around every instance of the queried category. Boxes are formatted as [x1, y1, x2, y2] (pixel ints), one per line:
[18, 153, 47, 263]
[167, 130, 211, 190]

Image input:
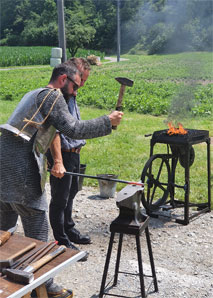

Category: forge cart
[141, 129, 211, 225]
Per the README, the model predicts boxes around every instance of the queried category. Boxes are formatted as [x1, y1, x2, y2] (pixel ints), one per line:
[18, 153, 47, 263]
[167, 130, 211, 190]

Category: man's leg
[11, 203, 49, 242]
[49, 173, 72, 246]
[0, 201, 18, 230]
[64, 154, 91, 245]
[64, 175, 78, 231]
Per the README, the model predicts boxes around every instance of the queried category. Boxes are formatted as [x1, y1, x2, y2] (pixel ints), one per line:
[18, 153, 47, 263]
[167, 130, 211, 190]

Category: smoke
[121, 0, 213, 53]
[121, 0, 211, 123]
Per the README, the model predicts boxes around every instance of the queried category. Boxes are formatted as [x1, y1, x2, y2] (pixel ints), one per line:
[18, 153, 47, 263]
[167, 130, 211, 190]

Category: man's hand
[108, 111, 124, 126]
[51, 159, 66, 178]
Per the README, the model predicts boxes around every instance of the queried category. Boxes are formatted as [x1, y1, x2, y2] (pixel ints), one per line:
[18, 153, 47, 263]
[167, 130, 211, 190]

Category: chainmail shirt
[0, 88, 111, 211]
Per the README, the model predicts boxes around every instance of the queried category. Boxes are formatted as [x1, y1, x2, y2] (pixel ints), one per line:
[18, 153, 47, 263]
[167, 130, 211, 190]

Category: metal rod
[63, 171, 143, 186]
[13, 242, 56, 270]
[17, 241, 58, 270]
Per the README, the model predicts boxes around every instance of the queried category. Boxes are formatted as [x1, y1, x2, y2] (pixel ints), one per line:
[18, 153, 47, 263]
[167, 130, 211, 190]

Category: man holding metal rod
[0, 61, 123, 298]
[47, 58, 92, 254]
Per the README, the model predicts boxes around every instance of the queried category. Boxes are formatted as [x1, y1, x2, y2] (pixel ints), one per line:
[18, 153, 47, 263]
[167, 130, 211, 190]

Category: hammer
[0, 242, 36, 272]
[112, 77, 134, 129]
[4, 245, 66, 284]
[0, 225, 17, 246]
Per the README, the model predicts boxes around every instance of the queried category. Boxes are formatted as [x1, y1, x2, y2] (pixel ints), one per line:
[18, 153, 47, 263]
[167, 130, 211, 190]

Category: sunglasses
[67, 76, 79, 91]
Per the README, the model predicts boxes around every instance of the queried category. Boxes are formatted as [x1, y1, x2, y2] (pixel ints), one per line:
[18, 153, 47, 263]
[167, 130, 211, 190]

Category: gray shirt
[60, 96, 86, 150]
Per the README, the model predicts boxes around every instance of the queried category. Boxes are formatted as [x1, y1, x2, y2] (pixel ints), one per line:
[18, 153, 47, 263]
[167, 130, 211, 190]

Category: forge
[141, 128, 211, 225]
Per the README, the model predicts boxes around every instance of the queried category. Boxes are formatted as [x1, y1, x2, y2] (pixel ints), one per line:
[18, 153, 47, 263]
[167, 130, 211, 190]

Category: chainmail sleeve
[37, 89, 112, 139]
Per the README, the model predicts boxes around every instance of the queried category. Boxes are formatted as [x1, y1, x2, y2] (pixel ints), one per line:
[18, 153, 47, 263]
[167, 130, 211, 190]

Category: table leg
[35, 284, 48, 298]
[22, 293, 31, 298]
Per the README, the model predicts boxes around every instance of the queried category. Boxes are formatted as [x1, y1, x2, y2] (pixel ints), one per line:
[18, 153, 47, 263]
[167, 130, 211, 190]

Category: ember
[167, 122, 188, 135]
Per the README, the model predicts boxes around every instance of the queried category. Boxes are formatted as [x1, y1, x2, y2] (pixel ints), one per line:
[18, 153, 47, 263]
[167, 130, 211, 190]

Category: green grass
[0, 52, 212, 207]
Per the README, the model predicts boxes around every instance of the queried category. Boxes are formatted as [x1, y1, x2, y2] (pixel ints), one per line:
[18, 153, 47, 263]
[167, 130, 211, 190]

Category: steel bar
[12, 242, 55, 270]
[65, 171, 143, 186]
[48, 169, 143, 186]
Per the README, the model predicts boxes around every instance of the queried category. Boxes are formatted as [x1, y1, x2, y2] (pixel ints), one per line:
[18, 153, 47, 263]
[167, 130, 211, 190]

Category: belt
[62, 148, 81, 154]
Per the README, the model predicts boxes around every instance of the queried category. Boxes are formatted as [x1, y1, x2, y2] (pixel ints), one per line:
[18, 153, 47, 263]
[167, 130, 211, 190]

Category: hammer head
[115, 77, 134, 87]
[0, 259, 14, 272]
[4, 268, 34, 284]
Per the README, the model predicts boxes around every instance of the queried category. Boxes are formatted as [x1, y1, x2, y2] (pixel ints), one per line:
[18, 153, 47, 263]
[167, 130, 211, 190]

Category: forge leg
[176, 145, 190, 225]
[207, 138, 211, 210]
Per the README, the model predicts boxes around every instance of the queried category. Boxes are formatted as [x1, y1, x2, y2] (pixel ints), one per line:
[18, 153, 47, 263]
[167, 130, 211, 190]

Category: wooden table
[0, 232, 86, 298]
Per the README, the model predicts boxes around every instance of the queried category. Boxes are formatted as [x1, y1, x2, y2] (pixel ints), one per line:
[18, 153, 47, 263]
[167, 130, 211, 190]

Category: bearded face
[60, 80, 70, 102]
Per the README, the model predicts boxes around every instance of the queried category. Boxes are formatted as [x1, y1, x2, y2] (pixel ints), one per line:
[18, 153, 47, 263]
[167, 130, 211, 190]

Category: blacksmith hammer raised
[112, 77, 134, 129]
[0, 225, 17, 246]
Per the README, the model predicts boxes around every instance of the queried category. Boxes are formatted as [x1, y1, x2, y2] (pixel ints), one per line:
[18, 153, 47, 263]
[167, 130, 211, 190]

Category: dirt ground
[17, 184, 213, 298]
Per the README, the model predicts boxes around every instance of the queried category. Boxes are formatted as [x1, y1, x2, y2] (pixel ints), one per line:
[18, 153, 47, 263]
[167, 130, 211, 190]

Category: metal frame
[99, 217, 158, 298]
[147, 135, 211, 225]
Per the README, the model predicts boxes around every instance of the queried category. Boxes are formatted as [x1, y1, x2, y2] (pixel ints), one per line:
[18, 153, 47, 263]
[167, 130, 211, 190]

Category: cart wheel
[141, 154, 171, 212]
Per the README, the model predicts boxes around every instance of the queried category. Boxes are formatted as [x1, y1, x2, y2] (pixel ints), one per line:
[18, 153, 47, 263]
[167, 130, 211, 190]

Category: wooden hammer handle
[112, 85, 126, 130]
[9, 242, 36, 260]
[0, 231, 11, 246]
[29, 245, 66, 272]
[116, 85, 126, 108]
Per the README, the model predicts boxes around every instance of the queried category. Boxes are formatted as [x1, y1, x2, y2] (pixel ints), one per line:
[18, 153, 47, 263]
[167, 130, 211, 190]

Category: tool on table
[0, 226, 17, 246]
[0, 242, 36, 272]
[112, 77, 134, 130]
[17, 241, 58, 270]
[4, 245, 67, 284]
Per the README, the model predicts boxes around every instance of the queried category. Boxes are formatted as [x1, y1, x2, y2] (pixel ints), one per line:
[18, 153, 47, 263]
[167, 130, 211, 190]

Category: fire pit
[141, 125, 211, 225]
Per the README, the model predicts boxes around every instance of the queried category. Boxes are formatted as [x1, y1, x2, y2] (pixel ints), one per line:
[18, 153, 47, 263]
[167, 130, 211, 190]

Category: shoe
[59, 241, 89, 262]
[31, 288, 73, 298]
[48, 288, 73, 298]
[67, 228, 92, 245]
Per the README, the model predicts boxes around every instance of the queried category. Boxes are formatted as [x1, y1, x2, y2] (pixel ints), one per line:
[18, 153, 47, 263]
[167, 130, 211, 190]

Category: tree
[65, 4, 96, 56]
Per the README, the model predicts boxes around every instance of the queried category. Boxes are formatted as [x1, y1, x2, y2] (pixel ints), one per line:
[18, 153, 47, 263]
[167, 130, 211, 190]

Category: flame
[167, 122, 188, 135]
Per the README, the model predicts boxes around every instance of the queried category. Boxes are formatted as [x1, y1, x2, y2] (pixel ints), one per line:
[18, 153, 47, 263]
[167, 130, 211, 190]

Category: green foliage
[1, 0, 212, 55]
[0, 52, 212, 118]
[0, 46, 104, 67]
[65, 7, 96, 56]
[192, 85, 213, 116]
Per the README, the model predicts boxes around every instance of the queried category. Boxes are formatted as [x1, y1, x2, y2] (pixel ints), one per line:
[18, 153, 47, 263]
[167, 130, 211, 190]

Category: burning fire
[167, 122, 188, 135]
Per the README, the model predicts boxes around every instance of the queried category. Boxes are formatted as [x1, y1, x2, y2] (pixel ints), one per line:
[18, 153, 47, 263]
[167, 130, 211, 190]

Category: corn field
[0, 46, 104, 67]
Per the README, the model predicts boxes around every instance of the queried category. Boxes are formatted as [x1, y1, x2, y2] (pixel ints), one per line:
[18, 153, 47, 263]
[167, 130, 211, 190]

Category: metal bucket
[97, 174, 118, 198]
[78, 164, 87, 191]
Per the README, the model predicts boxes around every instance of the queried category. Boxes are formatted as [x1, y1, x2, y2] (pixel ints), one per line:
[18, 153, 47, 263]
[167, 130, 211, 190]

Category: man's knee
[0, 201, 18, 230]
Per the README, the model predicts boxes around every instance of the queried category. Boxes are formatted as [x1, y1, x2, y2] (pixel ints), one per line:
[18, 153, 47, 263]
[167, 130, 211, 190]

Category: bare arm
[50, 133, 66, 178]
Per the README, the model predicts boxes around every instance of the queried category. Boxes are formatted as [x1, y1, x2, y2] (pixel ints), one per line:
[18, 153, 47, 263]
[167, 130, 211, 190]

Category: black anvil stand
[99, 185, 158, 298]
